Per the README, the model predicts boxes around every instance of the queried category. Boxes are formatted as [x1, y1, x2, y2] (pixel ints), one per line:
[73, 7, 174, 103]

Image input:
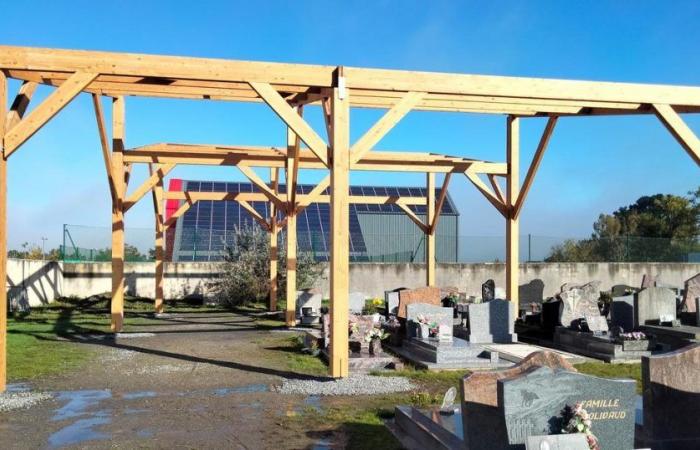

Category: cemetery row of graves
[294, 271, 700, 449]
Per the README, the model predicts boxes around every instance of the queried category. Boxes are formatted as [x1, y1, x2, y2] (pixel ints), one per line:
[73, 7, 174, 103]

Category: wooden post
[285, 130, 297, 326]
[0, 71, 8, 392]
[151, 165, 165, 314]
[506, 116, 520, 312]
[329, 80, 350, 378]
[426, 172, 436, 286]
[269, 168, 278, 312]
[111, 97, 126, 332]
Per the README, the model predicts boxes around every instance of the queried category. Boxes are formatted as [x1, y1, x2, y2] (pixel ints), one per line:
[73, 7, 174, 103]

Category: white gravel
[274, 374, 415, 396]
[0, 391, 53, 412]
[115, 332, 156, 339]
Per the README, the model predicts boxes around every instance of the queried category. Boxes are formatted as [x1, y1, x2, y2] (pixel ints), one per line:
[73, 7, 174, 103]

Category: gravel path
[0, 391, 53, 412]
[274, 374, 415, 396]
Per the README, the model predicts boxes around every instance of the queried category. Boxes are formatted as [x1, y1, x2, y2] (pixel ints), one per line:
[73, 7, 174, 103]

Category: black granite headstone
[482, 279, 495, 302]
[498, 366, 636, 450]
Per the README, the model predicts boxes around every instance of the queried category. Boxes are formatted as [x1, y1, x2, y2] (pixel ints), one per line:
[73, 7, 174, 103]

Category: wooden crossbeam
[350, 91, 425, 164]
[464, 169, 507, 217]
[91, 94, 116, 203]
[488, 174, 505, 205]
[286, 108, 303, 212]
[653, 104, 700, 166]
[5, 81, 37, 130]
[430, 173, 452, 233]
[295, 176, 330, 214]
[513, 116, 558, 218]
[249, 82, 328, 165]
[237, 199, 271, 231]
[124, 163, 176, 212]
[164, 196, 195, 229]
[395, 201, 428, 233]
[4, 72, 98, 157]
[238, 164, 285, 209]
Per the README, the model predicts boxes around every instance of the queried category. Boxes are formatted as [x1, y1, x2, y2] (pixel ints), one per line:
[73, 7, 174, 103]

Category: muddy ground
[0, 312, 356, 449]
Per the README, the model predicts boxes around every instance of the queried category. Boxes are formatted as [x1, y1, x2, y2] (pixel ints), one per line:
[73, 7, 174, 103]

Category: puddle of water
[303, 395, 322, 413]
[212, 384, 269, 396]
[48, 410, 111, 448]
[122, 391, 157, 400]
[6, 383, 30, 393]
[312, 438, 333, 450]
[52, 390, 112, 421]
[136, 428, 154, 438]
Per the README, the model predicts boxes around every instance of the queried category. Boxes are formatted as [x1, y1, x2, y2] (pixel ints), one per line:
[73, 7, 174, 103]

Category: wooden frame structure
[1, 46, 699, 390]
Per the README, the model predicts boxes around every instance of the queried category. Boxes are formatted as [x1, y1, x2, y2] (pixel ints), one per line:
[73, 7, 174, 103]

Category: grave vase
[418, 323, 430, 339]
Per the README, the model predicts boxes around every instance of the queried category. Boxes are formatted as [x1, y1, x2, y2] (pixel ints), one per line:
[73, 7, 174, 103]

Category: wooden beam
[111, 96, 126, 332]
[164, 197, 196, 229]
[124, 163, 176, 212]
[237, 199, 271, 231]
[295, 176, 330, 212]
[0, 70, 8, 392]
[249, 82, 328, 165]
[426, 173, 436, 287]
[431, 172, 452, 233]
[653, 104, 700, 166]
[350, 91, 425, 163]
[238, 164, 285, 209]
[149, 163, 165, 314]
[487, 174, 505, 205]
[513, 116, 558, 219]
[396, 201, 429, 234]
[287, 106, 303, 210]
[269, 168, 279, 312]
[464, 169, 507, 217]
[4, 72, 98, 156]
[285, 205, 297, 327]
[506, 116, 520, 310]
[92, 94, 116, 203]
[329, 83, 350, 378]
[5, 80, 37, 130]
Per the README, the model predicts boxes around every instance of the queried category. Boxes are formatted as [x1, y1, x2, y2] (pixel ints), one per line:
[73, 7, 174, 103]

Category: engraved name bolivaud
[579, 398, 627, 420]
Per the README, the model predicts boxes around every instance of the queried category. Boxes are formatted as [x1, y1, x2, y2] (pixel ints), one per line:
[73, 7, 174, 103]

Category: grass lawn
[574, 361, 642, 393]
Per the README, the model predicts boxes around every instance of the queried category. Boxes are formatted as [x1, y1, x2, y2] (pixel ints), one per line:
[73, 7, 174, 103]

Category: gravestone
[641, 273, 658, 288]
[498, 366, 636, 450]
[482, 279, 495, 302]
[611, 284, 637, 297]
[640, 343, 700, 449]
[635, 287, 676, 328]
[525, 434, 589, 450]
[610, 294, 635, 331]
[348, 292, 367, 314]
[584, 313, 609, 335]
[558, 281, 601, 328]
[682, 272, 700, 314]
[467, 299, 517, 344]
[405, 303, 452, 339]
[519, 279, 545, 304]
[460, 351, 577, 450]
[348, 314, 376, 352]
[296, 289, 322, 317]
[541, 299, 562, 330]
[397, 286, 441, 319]
[495, 287, 506, 300]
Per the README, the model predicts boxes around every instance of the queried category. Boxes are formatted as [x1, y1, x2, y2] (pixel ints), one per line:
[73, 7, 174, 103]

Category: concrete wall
[6, 258, 700, 305]
[6, 259, 63, 307]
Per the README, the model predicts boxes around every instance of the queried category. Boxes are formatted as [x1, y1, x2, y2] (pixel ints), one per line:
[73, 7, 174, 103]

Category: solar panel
[172, 181, 457, 261]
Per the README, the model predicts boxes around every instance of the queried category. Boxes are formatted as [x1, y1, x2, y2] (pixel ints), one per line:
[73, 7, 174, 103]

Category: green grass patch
[372, 366, 470, 393]
[261, 335, 328, 376]
[575, 362, 642, 393]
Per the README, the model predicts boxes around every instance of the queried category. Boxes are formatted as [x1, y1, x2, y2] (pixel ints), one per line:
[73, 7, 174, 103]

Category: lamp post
[41, 237, 47, 261]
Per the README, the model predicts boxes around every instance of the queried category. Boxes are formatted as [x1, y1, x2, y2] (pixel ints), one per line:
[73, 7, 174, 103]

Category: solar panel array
[173, 181, 457, 262]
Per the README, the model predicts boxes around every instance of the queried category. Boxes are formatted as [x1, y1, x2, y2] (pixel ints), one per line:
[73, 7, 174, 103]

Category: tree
[7, 242, 61, 261]
[547, 188, 700, 262]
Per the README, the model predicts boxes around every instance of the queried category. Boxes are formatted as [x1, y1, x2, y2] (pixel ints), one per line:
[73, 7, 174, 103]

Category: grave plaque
[584, 313, 609, 335]
[498, 366, 636, 450]
[525, 434, 589, 450]
[397, 287, 441, 319]
[482, 279, 495, 302]
[348, 292, 367, 314]
[405, 303, 452, 339]
[640, 343, 700, 449]
[682, 272, 700, 314]
[468, 299, 517, 343]
[635, 287, 676, 327]
[558, 281, 601, 328]
[461, 351, 577, 450]
[610, 295, 635, 332]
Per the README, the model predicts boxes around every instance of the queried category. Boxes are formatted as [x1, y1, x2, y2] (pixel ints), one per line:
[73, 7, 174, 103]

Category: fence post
[528, 234, 532, 262]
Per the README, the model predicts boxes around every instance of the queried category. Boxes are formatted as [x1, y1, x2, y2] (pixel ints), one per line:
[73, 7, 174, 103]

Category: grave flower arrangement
[560, 402, 600, 450]
[363, 327, 389, 343]
[619, 331, 646, 340]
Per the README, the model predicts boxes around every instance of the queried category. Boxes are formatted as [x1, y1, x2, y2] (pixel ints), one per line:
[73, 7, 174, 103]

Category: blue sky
[2, 0, 699, 250]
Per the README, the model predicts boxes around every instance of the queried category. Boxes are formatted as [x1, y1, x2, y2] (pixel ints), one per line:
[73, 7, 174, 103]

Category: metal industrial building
[166, 179, 458, 263]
